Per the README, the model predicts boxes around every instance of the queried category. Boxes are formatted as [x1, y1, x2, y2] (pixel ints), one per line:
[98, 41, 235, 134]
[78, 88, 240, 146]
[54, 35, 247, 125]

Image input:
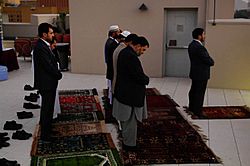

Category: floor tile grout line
[239, 90, 247, 106]
[223, 89, 228, 106]
[172, 77, 180, 99]
[230, 120, 242, 166]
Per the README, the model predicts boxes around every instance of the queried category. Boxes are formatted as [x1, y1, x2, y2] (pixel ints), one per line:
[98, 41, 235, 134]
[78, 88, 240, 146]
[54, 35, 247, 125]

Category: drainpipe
[212, 0, 216, 25]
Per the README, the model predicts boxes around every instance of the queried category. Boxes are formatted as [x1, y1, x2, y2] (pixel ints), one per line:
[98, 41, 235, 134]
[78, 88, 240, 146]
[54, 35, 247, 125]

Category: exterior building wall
[69, 0, 234, 77]
[37, 0, 68, 12]
[206, 19, 250, 90]
[2, 14, 70, 38]
[3, 6, 58, 22]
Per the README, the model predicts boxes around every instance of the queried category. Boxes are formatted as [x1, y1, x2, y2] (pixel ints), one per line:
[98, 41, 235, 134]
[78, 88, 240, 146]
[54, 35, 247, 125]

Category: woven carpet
[31, 132, 115, 156]
[30, 89, 123, 166]
[51, 122, 107, 137]
[60, 102, 103, 114]
[184, 106, 250, 119]
[31, 149, 122, 166]
[53, 112, 104, 123]
[146, 95, 179, 108]
[122, 107, 221, 165]
[59, 88, 98, 96]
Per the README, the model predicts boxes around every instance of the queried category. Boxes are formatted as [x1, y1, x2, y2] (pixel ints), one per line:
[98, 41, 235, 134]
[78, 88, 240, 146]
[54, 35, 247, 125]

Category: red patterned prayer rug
[121, 107, 221, 165]
[60, 102, 102, 114]
[59, 95, 99, 104]
[59, 88, 98, 96]
[145, 88, 161, 96]
[184, 106, 250, 119]
[146, 95, 179, 108]
[31, 132, 116, 156]
[53, 112, 104, 123]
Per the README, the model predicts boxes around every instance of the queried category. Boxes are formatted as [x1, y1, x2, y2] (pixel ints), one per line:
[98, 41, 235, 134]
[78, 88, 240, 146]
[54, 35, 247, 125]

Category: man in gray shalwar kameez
[113, 36, 149, 150]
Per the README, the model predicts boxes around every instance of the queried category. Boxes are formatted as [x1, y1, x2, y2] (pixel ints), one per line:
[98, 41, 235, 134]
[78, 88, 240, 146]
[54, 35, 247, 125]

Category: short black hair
[132, 36, 149, 47]
[38, 22, 53, 38]
[125, 33, 138, 43]
[192, 28, 204, 39]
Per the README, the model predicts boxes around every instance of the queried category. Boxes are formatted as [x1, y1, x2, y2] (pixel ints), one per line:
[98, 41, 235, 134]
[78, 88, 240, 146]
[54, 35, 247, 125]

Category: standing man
[112, 31, 135, 94]
[188, 28, 214, 117]
[113, 36, 149, 150]
[33, 23, 62, 142]
[104, 25, 121, 105]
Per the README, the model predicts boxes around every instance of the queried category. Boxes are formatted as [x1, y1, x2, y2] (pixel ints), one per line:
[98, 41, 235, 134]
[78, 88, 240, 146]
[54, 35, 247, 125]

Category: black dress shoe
[0, 132, 8, 137]
[24, 95, 37, 102]
[0, 141, 10, 148]
[12, 130, 32, 140]
[30, 92, 40, 99]
[0, 136, 10, 142]
[17, 111, 33, 119]
[23, 102, 40, 109]
[3, 121, 22, 130]
[0, 158, 20, 166]
[24, 84, 35, 91]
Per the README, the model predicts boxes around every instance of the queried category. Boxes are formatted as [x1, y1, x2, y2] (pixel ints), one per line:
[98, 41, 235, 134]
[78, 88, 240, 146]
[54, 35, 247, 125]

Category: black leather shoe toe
[12, 130, 32, 140]
[3, 121, 23, 130]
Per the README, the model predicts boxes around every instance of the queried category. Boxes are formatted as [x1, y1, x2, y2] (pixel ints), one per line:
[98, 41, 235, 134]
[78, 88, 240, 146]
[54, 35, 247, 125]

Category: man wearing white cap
[112, 31, 133, 94]
[104, 25, 120, 105]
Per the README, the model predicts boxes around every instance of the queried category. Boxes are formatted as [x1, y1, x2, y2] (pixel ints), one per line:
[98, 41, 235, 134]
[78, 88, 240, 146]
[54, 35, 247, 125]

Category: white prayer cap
[109, 25, 119, 32]
[120, 30, 131, 38]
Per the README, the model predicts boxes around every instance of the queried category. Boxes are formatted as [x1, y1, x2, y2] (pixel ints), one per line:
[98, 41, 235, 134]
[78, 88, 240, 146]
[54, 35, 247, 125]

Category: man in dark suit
[188, 28, 214, 117]
[113, 36, 149, 150]
[104, 25, 120, 104]
[33, 23, 62, 142]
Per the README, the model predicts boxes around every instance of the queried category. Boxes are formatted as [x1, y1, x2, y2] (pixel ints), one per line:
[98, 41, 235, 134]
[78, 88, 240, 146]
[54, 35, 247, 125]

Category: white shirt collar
[41, 38, 50, 47]
[194, 39, 203, 46]
[109, 36, 119, 43]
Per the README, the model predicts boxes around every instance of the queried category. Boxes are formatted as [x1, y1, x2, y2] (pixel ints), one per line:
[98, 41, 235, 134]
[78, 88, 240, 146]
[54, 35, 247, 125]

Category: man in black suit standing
[188, 28, 214, 117]
[33, 23, 62, 142]
[113, 36, 149, 150]
[104, 25, 120, 105]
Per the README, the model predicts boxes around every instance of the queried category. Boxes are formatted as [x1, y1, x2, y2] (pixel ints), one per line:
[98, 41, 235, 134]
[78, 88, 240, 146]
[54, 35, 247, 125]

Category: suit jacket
[104, 37, 119, 80]
[114, 45, 149, 107]
[188, 40, 214, 80]
[33, 39, 62, 91]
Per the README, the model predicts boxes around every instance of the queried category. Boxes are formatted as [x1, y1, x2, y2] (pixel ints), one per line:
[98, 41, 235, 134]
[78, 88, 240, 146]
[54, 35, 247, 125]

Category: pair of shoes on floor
[0, 132, 8, 137]
[24, 84, 35, 91]
[12, 130, 32, 140]
[0, 133, 10, 149]
[3, 121, 22, 130]
[24, 95, 37, 102]
[0, 141, 10, 149]
[23, 102, 40, 109]
[17, 111, 33, 119]
[0, 158, 20, 166]
[122, 143, 137, 152]
[0, 136, 10, 142]
[24, 92, 40, 102]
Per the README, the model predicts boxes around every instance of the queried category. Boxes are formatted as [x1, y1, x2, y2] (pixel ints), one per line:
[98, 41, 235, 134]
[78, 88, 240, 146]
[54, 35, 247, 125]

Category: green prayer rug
[31, 149, 122, 166]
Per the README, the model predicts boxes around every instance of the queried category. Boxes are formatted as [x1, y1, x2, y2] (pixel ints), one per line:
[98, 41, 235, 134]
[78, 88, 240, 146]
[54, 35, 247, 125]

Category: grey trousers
[120, 109, 137, 146]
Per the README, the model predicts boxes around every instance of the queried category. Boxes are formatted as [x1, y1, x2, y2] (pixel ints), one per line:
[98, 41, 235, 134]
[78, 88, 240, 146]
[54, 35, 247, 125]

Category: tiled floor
[0, 58, 250, 166]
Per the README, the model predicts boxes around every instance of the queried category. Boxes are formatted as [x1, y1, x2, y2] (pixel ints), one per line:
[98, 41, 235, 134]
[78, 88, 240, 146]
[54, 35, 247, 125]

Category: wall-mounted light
[139, 3, 148, 11]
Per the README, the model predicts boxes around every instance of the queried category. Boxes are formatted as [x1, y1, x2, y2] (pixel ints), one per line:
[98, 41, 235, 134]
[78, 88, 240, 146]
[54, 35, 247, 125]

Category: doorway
[165, 8, 197, 77]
